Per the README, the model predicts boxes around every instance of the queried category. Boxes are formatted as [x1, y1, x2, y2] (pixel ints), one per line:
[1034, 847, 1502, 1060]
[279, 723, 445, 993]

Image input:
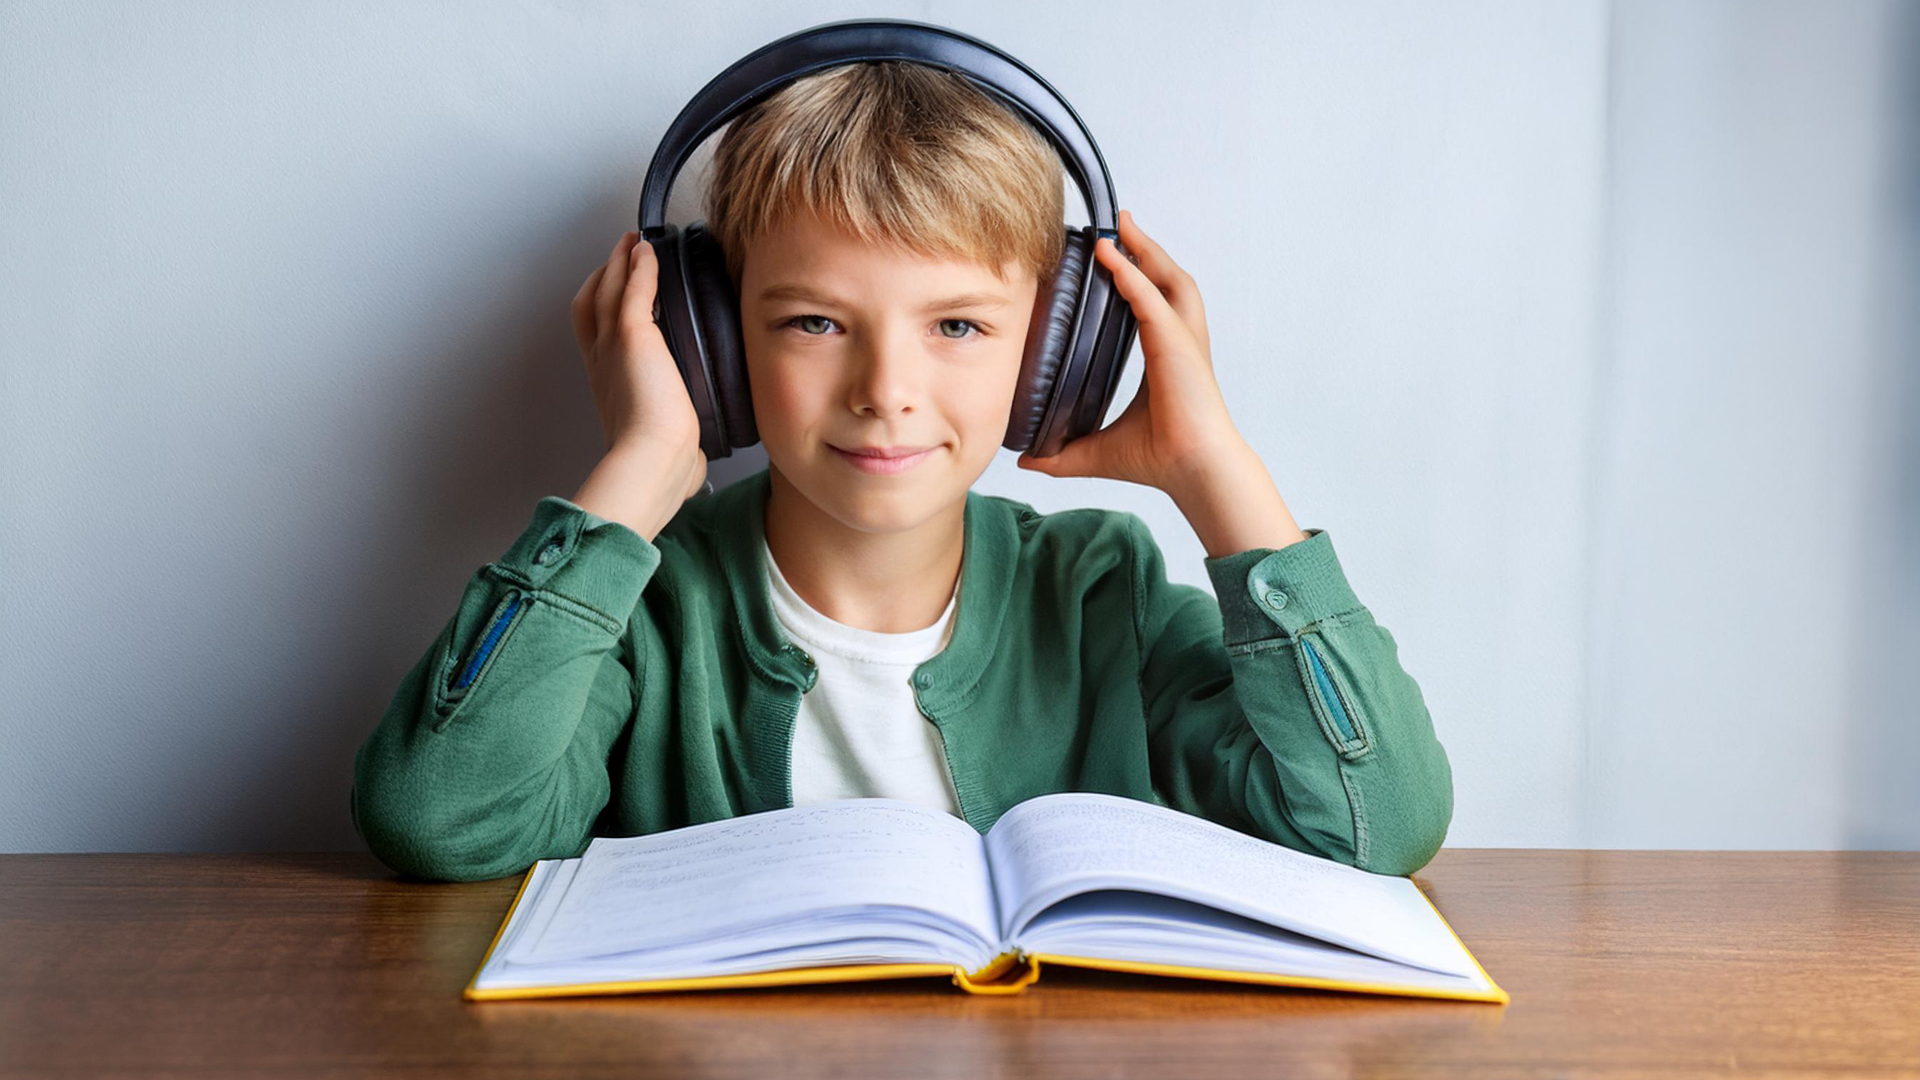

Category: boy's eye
[777, 315, 986, 340]
[783, 314, 839, 336]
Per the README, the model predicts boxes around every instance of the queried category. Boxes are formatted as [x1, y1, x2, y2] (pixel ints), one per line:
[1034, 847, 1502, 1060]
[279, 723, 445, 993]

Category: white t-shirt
[763, 537, 964, 818]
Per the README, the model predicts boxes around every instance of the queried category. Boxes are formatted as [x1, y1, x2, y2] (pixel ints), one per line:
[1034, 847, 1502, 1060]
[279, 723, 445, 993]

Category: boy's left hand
[1016, 208, 1248, 498]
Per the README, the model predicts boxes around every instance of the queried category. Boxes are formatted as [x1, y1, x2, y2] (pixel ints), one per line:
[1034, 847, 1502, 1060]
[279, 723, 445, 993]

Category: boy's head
[702, 60, 1065, 535]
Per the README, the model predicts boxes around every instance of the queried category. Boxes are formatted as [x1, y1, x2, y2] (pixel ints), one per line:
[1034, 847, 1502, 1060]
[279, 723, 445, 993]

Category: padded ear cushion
[1005, 228, 1092, 453]
[679, 222, 758, 453]
[647, 227, 719, 458]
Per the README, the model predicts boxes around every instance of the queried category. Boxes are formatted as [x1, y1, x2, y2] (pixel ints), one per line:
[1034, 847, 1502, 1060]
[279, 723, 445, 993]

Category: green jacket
[349, 466, 1453, 883]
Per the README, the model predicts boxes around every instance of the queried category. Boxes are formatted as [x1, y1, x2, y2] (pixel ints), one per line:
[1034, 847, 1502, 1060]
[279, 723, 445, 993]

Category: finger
[594, 232, 638, 347]
[1095, 236, 1186, 340]
[618, 237, 660, 339]
[572, 264, 606, 357]
[1017, 448, 1071, 476]
[1116, 209, 1208, 344]
[1019, 430, 1097, 478]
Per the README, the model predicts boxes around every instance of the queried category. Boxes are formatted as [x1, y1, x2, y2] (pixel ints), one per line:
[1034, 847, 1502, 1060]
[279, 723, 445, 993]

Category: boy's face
[739, 209, 1041, 534]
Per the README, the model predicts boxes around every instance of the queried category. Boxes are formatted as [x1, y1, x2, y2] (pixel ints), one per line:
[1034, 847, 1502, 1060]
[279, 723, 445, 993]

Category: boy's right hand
[570, 232, 707, 501]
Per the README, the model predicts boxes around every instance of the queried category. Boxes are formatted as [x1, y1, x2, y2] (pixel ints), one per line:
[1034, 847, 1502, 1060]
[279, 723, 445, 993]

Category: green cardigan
[350, 466, 1453, 882]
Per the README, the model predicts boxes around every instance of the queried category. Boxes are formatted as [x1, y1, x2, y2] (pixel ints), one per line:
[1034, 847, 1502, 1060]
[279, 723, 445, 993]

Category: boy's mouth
[833, 444, 934, 458]
[829, 443, 940, 475]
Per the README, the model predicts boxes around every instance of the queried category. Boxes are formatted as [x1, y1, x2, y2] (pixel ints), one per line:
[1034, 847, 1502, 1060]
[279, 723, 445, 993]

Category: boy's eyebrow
[757, 283, 1011, 312]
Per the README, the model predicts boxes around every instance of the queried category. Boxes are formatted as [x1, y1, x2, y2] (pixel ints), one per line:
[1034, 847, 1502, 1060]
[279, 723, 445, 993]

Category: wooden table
[2, 850, 1915, 1078]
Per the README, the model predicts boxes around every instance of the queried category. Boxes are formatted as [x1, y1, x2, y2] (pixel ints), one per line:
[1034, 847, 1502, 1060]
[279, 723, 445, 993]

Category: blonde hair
[700, 60, 1066, 291]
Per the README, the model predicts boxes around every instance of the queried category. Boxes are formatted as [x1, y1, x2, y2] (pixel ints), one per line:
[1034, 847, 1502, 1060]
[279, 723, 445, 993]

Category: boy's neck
[762, 463, 966, 634]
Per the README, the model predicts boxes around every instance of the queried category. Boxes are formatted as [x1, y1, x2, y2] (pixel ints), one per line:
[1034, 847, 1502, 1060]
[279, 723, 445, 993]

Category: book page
[474, 856, 1010, 992]
[984, 792, 1474, 978]
[503, 798, 998, 966]
[1015, 889, 1495, 995]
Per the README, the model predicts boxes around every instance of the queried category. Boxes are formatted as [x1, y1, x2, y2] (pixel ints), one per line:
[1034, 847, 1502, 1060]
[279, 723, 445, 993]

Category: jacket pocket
[442, 588, 528, 707]
[1299, 634, 1370, 758]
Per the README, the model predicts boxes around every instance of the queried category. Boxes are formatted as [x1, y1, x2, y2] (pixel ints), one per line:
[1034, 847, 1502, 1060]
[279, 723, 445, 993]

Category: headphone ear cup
[675, 222, 756, 456]
[1006, 228, 1092, 454]
[648, 225, 724, 459]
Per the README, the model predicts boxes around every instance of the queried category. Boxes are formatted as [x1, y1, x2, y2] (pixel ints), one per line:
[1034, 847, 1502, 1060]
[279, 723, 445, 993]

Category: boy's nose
[846, 337, 926, 415]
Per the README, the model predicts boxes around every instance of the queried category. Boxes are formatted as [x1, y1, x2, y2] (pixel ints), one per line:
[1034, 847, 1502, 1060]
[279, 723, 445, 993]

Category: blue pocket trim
[1302, 638, 1357, 742]
[453, 591, 524, 691]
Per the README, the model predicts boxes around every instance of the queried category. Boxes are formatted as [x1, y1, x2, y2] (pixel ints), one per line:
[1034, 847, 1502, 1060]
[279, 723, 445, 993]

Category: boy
[350, 60, 1452, 883]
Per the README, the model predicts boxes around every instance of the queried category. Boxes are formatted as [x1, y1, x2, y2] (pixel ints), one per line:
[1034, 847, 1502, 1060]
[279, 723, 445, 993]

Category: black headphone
[637, 18, 1139, 462]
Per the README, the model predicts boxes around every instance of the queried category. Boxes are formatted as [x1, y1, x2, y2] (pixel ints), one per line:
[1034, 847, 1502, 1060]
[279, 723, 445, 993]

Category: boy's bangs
[702, 60, 1066, 289]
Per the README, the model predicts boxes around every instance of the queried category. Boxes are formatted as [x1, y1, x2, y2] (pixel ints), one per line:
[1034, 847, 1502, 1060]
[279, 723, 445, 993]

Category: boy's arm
[1129, 513, 1454, 876]
[349, 495, 660, 882]
[1011, 211, 1451, 872]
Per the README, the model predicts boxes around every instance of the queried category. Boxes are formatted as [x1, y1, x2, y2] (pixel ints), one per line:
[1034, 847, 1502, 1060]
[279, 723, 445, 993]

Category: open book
[465, 791, 1507, 1003]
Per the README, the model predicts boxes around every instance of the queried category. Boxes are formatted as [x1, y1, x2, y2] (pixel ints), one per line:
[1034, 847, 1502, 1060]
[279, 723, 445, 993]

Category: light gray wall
[1, 0, 1910, 853]
[1587, 0, 1917, 848]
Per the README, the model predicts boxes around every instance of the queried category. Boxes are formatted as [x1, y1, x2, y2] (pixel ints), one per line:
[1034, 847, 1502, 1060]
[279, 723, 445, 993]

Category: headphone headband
[636, 18, 1119, 238]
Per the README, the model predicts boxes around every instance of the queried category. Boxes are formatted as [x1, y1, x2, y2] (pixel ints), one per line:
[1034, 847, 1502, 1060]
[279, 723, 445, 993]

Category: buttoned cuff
[492, 496, 661, 631]
[1202, 528, 1362, 646]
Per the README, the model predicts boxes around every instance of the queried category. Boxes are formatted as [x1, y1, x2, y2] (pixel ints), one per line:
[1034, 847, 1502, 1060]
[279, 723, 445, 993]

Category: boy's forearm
[1143, 440, 1453, 874]
[570, 440, 694, 543]
[351, 493, 660, 881]
[1141, 508, 1453, 875]
[1164, 439, 1309, 558]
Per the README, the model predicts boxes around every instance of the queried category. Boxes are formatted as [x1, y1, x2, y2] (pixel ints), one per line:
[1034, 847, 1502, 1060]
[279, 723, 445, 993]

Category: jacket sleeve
[349, 495, 660, 882]
[1127, 514, 1453, 876]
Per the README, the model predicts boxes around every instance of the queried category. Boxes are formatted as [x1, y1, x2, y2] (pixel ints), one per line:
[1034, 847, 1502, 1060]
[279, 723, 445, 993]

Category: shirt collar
[710, 466, 1017, 710]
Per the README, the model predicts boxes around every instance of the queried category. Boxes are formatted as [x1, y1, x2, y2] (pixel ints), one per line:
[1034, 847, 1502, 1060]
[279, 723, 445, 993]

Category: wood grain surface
[2, 849, 1915, 1079]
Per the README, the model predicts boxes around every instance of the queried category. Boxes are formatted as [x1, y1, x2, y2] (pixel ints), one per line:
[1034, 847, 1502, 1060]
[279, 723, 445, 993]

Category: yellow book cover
[462, 794, 1508, 1004]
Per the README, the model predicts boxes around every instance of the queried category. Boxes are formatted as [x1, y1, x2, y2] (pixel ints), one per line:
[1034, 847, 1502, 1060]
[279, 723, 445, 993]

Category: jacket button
[914, 672, 933, 689]
[535, 537, 565, 565]
[1263, 589, 1288, 611]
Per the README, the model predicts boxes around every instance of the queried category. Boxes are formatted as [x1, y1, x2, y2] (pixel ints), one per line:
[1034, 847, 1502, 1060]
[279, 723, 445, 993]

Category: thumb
[1018, 440, 1090, 478]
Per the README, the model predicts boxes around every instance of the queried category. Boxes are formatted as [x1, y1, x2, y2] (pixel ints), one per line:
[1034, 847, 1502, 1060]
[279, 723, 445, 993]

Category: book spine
[951, 950, 1041, 995]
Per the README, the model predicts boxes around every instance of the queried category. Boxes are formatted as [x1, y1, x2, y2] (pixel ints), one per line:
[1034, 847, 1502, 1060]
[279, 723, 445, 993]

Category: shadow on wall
[1848, 2, 1920, 850]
